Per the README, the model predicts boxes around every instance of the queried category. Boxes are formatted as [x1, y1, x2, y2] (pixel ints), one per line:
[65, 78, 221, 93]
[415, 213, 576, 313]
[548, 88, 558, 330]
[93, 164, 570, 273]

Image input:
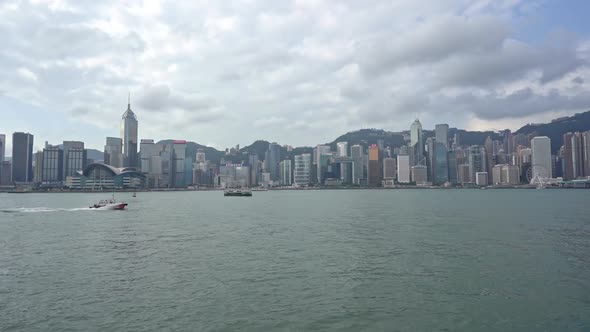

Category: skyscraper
[336, 142, 348, 157]
[368, 144, 380, 186]
[293, 154, 311, 186]
[62, 141, 86, 178]
[562, 133, 574, 180]
[571, 132, 585, 179]
[435, 124, 449, 149]
[266, 142, 281, 181]
[121, 95, 138, 168]
[410, 119, 424, 165]
[351, 144, 363, 185]
[583, 131, 590, 177]
[279, 159, 292, 186]
[531, 136, 552, 180]
[0, 134, 5, 181]
[468, 145, 486, 183]
[397, 154, 411, 183]
[104, 137, 123, 167]
[383, 157, 396, 180]
[42, 143, 63, 184]
[11, 132, 34, 183]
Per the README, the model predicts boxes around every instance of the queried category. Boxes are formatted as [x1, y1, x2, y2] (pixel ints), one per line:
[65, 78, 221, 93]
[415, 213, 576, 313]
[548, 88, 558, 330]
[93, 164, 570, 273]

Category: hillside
[515, 110, 590, 154]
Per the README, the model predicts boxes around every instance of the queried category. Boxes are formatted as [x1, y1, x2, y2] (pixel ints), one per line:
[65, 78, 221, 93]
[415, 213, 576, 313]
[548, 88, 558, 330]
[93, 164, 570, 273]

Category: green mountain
[515, 110, 590, 154]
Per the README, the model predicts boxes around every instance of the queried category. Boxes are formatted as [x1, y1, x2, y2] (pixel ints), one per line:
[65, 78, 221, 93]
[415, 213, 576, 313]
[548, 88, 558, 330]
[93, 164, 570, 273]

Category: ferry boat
[224, 188, 252, 197]
[89, 199, 128, 210]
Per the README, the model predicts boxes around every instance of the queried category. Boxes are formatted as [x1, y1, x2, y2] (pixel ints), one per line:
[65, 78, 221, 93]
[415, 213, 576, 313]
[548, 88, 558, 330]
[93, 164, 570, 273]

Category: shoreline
[1, 186, 587, 193]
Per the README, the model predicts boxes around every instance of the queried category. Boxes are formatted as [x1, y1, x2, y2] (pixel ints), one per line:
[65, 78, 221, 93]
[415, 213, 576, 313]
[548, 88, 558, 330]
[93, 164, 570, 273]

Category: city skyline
[1, 1, 590, 152]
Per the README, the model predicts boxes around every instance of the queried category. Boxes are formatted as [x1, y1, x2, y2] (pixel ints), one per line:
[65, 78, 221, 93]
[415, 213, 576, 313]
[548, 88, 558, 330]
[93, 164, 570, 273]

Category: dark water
[1, 190, 589, 331]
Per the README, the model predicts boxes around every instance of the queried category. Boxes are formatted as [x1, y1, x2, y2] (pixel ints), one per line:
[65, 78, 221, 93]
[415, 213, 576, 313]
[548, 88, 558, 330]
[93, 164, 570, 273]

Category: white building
[411, 165, 428, 185]
[397, 154, 411, 183]
[337, 141, 348, 157]
[294, 153, 311, 186]
[531, 136, 552, 180]
[279, 159, 292, 186]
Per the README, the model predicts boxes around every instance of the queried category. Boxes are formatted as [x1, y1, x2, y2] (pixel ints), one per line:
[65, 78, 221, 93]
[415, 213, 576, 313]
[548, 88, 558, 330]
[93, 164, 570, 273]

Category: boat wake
[1, 207, 101, 213]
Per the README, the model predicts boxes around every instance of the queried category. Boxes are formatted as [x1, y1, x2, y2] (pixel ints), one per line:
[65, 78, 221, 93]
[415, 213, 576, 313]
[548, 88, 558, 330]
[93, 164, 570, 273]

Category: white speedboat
[89, 199, 128, 210]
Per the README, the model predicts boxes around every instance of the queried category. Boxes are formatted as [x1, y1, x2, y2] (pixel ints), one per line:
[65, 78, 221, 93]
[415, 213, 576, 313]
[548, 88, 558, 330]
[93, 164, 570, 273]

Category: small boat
[224, 188, 252, 197]
[89, 199, 128, 210]
[132, 192, 136, 197]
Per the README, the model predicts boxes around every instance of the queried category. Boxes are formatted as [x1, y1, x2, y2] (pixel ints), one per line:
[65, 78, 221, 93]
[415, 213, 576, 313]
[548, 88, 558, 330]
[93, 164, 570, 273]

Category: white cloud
[0, 0, 588, 150]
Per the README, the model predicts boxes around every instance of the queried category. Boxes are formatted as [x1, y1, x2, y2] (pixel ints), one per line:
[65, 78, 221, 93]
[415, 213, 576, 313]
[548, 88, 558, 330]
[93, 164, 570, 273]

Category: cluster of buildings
[2, 101, 590, 190]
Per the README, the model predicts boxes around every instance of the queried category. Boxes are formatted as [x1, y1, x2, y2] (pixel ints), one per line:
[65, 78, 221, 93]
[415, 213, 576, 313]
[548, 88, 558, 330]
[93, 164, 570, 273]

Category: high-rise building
[411, 165, 428, 185]
[293, 154, 311, 186]
[435, 142, 449, 184]
[34, 151, 43, 183]
[12, 132, 34, 183]
[266, 142, 281, 181]
[62, 141, 86, 178]
[336, 142, 348, 157]
[468, 145, 486, 183]
[42, 143, 63, 184]
[0, 134, 5, 164]
[531, 136, 552, 180]
[248, 153, 259, 186]
[435, 124, 449, 149]
[562, 133, 574, 180]
[475, 172, 488, 186]
[447, 150, 458, 184]
[397, 154, 411, 183]
[368, 144, 380, 186]
[279, 159, 292, 186]
[484, 136, 494, 183]
[104, 137, 123, 167]
[457, 164, 470, 184]
[121, 96, 138, 168]
[173, 140, 187, 187]
[571, 132, 585, 179]
[351, 144, 363, 185]
[383, 157, 396, 180]
[583, 131, 590, 177]
[0, 161, 11, 185]
[410, 119, 424, 165]
[139, 139, 156, 173]
[0, 134, 5, 181]
[196, 149, 206, 163]
[426, 137, 436, 182]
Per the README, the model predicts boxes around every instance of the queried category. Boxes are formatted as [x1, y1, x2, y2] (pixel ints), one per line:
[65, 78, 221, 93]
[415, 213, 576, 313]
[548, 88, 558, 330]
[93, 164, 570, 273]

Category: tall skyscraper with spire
[121, 94, 138, 168]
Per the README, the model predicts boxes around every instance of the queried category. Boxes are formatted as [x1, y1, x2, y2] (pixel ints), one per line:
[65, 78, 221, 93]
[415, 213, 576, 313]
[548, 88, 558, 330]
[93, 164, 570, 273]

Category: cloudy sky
[1, 0, 589, 153]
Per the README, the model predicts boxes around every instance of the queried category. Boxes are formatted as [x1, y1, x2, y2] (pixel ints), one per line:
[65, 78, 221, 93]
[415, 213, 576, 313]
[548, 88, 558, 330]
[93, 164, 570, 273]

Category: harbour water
[1, 190, 589, 331]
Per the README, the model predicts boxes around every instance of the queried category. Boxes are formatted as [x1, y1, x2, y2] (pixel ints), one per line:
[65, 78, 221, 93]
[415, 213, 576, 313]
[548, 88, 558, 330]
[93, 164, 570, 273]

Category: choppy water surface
[1, 190, 589, 331]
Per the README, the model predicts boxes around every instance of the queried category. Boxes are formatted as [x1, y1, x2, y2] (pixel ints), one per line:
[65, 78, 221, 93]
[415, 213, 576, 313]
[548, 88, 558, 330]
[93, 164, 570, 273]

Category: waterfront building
[12, 132, 34, 183]
[458, 164, 470, 184]
[571, 132, 585, 178]
[266, 142, 281, 181]
[0, 161, 11, 185]
[261, 172, 271, 187]
[293, 154, 311, 186]
[368, 144, 381, 186]
[447, 150, 458, 184]
[173, 140, 187, 187]
[584, 131, 590, 176]
[468, 145, 486, 183]
[317, 153, 332, 185]
[562, 133, 574, 180]
[531, 136, 553, 180]
[397, 154, 411, 183]
[65, 163, 145, 189]
[248, 153, 259, 186]
[484, 136, 494, 183]
[121, 96, 138, 168]
[104, 137, 123, 167]
[410, 119, 424, 166]
[351, 144, 364, 185]
[475, 172, 488, 186]
[435, 124, 449, 149]
[279, 159, 292, 186]
[411, 165, 428, 185]
[383, 157, 396, 180]
[41, 143, 63, 185]
[34, 151, 43, 183]
[426, 138, 436, 182]
[62, 141, 86, 178]
[0, 134, 4, 180]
